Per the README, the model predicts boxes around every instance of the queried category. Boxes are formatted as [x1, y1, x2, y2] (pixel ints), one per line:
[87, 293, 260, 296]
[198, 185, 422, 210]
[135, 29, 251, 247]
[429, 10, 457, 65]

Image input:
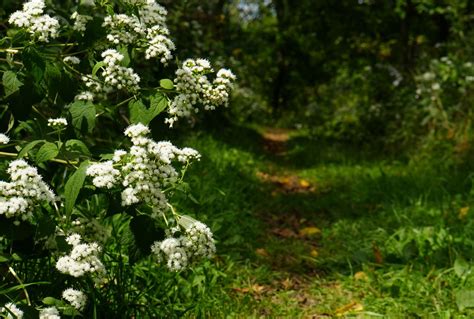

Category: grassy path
[179, 123, 474, 317]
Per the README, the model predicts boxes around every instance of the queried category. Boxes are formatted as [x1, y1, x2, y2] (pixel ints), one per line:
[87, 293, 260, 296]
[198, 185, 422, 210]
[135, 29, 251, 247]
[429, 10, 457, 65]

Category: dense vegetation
[1, 0, 474, 317]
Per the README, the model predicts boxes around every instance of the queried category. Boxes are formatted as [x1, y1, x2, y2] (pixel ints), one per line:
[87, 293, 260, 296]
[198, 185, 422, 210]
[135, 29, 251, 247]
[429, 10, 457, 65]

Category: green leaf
[159, 79, 174, 90]
[18, 139, 45, 158]
[22, 47, 45, 83]
[118, 46, 131, 67]
[42, 297, 62, 306]
[68, 101, 96, 133]
[91, 61, 105, 77]
[3, 71, 23, 97]
[44, 62, 62, 96]
[177, 215, 198, 229]
[456, 289, 474, 310]
[61, 306, 81, 317]
[149, 92, 168, 118]
[64, 161, 89, 215]
[65, 139, 91, 156]
[0, 254, 10, 263]
[129, 95, 168, 125]
[129, 99, 150, 124]
[35, 142, 59, 163]
[455, 257, 471, 278]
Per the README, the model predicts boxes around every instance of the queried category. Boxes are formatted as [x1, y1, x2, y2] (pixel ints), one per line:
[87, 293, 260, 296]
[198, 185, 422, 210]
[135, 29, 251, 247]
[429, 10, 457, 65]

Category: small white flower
[48, 118, 68, 128]
[63, 56, 81, 65]
[1, 303, 23, 319]
[39, 306, 60, 319]
[86, 161, 120, 189]
[74, 91, 94, 102]
[62, 288, 87, 311]
[0, 133, 10, 144]
[0, 160, 55, 221]
[56, 234, 105, 278]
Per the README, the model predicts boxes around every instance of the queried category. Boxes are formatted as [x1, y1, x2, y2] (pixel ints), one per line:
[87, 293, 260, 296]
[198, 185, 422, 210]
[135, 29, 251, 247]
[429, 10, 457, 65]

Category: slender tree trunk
[272, 0, 291, 113]
[399, 0, 416, 70]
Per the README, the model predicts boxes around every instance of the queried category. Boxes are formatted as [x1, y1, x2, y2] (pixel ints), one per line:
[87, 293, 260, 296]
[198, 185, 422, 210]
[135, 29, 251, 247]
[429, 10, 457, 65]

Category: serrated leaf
[129, 99, 150, 124]
[129, 95, 167, 125]
[68, 100, 96, 133]
[3, 71, 23, 97]
[65, 139, 91, 156]
[149, 92, 168, 118]
[159, 79, 174, 90]
[35, 142, 58, 163]
[456, 289, 474, 310]
[18, 139, 46, 158]
[64, 161, 89, 215]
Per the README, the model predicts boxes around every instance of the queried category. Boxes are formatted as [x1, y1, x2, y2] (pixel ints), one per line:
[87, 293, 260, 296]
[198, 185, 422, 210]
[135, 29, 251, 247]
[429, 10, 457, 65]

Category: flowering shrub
[414, 56, 474, 130]
[0, 0, 234, 317]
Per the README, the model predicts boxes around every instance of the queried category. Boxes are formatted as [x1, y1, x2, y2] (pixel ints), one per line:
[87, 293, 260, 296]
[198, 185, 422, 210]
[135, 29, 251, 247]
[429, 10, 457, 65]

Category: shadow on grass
[175, 119, 474, 277]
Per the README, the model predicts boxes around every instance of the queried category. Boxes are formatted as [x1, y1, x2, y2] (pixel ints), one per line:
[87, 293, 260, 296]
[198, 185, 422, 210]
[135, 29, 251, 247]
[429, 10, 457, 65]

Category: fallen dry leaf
[272, 227, 297, 238]
[354, 271, 368, 281]
[232, 284, 267, 295]
[299, 179, 311, 188]
[334, 301, 364, 316]
[299, 226, 321, 237]
[372, 243, 383, 264]
[310, 248, 319, 257]
[281, 278, 293, 290]
[256, 248, 270, 257]
[459, 206, 469, 219]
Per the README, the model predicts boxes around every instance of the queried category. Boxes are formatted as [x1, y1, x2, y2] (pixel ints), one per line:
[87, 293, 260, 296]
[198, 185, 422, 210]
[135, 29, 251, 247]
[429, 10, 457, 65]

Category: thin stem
[8, 266, 31, 306]
[0, 151, 79, 165]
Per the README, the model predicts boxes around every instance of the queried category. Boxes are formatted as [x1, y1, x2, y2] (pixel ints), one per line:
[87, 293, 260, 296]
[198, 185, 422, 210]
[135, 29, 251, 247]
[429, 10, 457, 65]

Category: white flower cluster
[102, 0, 175, 63]
[63, 56, 81, 65]
[145, 26, 175, 62]
[1, 303, 23, 319]
[86, 161, 120, 189]
[103, 14, 144, 44]
[151, 221, 215, 271]
[74, 91, 94, 102]
[62, 288, 87, 311]
[48, 117, 68, 128]
[56, 234, 105, 278]
[9, 0, 59, 42]
[86, 123, 200, 218]
[0, 133, 10, 144]
[0, 160, 55, 221]
[71, 11, 92, 34]
[166, 59, 236, 127]
[39, 307, 60, 319]
[100, 49, 140, 92]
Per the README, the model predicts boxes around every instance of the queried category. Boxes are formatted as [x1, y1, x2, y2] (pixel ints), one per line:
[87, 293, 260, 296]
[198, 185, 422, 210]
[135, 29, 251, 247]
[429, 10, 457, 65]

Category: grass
[163, 118, 474, 317]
